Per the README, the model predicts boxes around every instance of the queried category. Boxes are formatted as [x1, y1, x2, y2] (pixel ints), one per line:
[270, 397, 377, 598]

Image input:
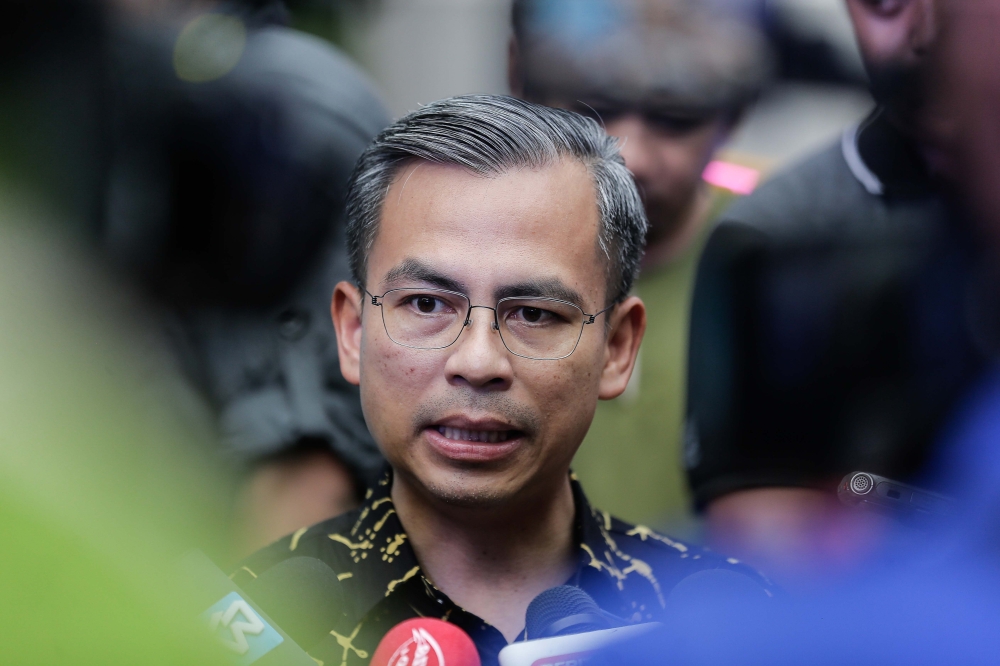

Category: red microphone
[370, 618, 481, 666]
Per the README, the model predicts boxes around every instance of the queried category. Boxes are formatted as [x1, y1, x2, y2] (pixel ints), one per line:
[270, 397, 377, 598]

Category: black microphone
[243, 556, 351, 653]
[499, 586, 660, 666]
[524, 586, 615, 639]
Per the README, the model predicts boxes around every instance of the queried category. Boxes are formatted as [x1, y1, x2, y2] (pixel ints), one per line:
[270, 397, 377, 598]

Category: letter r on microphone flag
[201, 592, 284, 665]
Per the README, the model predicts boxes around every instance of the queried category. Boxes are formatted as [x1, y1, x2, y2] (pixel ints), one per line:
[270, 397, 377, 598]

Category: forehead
[368, 158, 605, 303]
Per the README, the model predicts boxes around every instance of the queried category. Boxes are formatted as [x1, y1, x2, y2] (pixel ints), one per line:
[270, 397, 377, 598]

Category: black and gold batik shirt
[232, 470, 772, 666]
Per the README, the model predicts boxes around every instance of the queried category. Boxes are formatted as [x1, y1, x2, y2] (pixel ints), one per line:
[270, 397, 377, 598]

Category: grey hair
[345, 94, 647, 304]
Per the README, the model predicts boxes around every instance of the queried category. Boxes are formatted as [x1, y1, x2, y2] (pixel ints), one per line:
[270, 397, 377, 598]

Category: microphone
[664, 568, 772, 617]
[243, 556, 351, 653]
[178, 550, 318, 665]
[370, 618, 481, 666]
[525, 585, 614, 638]
[498, 586, 659, 666]
[592, 569, 775, 666]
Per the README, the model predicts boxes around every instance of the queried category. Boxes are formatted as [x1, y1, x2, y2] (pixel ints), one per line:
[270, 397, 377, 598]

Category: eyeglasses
[364, 287, 615, 361]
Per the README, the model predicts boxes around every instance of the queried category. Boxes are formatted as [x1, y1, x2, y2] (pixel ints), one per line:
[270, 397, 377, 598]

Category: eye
[508, 305, 564, 326]
[521, 306, 543, 323]
[644, 111, 714, 137]
[402, 294, 452, 314]
[859, 0, 907, 17]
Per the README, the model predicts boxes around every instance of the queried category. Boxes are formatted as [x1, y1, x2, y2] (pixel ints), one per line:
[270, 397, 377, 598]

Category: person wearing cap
[685, 0, 995, 584]
[509, 0, 770, 525]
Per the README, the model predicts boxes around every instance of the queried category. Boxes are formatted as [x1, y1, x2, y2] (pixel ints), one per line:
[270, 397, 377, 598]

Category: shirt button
[277, 308, 311, 341]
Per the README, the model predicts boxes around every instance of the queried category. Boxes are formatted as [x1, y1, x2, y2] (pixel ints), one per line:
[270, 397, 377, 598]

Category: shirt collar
[346, 467, 646, 624]
[842, 107, 937, 200]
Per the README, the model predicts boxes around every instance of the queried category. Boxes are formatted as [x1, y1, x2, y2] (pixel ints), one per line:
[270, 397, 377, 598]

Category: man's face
[603, 113, 727, 249]
[933, 0, 1000, 249]
[334, 159, 643, 509]
[846, 0, 938, 129]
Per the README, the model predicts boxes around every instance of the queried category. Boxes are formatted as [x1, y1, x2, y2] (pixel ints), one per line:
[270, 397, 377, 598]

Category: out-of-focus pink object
[702, 160, 760, 195]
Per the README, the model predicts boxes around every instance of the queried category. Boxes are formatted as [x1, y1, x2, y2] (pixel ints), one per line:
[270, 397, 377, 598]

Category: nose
[443, 306, 513, 390]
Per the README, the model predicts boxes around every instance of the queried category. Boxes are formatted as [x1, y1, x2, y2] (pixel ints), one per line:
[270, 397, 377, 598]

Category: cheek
[527, 350, 603, 426]
[359, 332, 441, 438]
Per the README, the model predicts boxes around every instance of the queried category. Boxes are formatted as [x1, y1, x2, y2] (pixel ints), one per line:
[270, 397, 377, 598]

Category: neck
[391, 471, 577, 642]
[641, 186, 712, 271]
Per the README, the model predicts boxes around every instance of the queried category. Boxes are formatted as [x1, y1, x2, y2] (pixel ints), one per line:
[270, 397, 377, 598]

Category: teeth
[437, 426, 511, 443]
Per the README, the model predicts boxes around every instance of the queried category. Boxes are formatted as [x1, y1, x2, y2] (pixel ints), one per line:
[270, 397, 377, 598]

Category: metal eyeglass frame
[363, 286, 616, 361]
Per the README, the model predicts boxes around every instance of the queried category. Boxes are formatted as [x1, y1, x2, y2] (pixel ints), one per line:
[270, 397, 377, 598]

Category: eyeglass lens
[378, 288, 586, 360]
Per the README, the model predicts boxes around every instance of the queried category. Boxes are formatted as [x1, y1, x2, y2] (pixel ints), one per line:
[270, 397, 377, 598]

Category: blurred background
[308, 0, 871, 162]
[14, 0, 1000, 660]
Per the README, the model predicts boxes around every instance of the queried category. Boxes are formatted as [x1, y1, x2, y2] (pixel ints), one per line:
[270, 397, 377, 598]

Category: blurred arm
[233, 447, 359, 558]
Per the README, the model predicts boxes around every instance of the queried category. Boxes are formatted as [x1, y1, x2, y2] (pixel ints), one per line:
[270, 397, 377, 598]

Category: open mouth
[434, 426, 521, 444]
[423, 421, 527, 463]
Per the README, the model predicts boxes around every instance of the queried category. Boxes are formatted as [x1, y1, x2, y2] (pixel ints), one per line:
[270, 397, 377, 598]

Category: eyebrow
[494, 280, 585, 308]
[381, 258, 468, 294]
[381, 259, 587, 309]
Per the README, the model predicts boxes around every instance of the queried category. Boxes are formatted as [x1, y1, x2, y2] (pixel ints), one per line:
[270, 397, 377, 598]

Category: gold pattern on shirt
[350, 506, 371, 536]
[580, 543, 627, 588]
[381, 533, 407, 563]
[626, 525, 689, 553]
[385, 565, 420, 596]
[371, 508, 396, 533]
[599, 528, 665, 607]
[330, 622, 368, 666]
[329, 533, 374, 563]
[290, 526, 309, 551]
[230, 566, 257, 580]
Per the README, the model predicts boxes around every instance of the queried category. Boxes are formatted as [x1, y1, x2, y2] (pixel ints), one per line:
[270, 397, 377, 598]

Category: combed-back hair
[345, 94, 647, 304]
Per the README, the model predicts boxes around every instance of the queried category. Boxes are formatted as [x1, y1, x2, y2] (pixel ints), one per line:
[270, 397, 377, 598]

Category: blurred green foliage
[0, 197, 233, 663]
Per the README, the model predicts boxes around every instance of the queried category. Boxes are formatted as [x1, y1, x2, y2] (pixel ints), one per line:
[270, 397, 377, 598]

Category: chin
[410, 462, 528, 510]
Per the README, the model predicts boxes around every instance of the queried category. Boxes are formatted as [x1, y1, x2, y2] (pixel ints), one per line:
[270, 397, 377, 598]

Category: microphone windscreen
[370, 618, 481, 666]
[665, 569, 771, 620]
[525, 585, 611, 639]
[243, 556, 349, 652]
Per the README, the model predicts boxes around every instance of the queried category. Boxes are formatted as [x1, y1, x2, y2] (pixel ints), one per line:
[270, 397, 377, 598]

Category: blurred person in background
[0, 1, 236, 662]
[509, 0, 770, 527]
[686, 0, 996, 586]
[100, 0, 390, 555]
[599, 3, 1000, 661]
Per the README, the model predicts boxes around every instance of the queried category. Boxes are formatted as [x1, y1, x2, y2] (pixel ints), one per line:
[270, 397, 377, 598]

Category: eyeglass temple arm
[584, 301, 619, 325]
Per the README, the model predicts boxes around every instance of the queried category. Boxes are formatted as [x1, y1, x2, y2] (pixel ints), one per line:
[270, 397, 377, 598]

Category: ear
[331, 281, 364, 386]
[598, 296, 646, 400]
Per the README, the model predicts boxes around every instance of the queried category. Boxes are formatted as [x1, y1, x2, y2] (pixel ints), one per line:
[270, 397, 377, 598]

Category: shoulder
[231, 509, 362, 587]
[718, 139, 875, 241]
[602, 514, 775, 593]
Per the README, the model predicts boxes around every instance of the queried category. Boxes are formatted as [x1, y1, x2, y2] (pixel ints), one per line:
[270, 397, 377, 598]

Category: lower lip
[423, 427, 523, 463]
